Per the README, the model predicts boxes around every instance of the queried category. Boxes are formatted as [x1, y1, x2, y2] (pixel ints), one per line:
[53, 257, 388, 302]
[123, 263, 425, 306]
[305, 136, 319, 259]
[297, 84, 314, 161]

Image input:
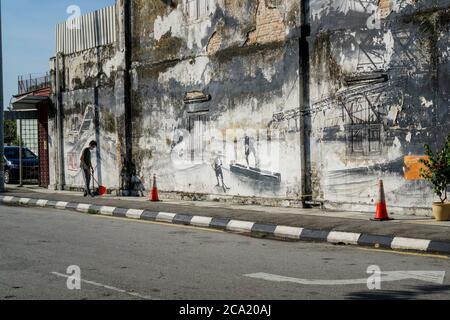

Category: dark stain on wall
[312, 31, 343, 86]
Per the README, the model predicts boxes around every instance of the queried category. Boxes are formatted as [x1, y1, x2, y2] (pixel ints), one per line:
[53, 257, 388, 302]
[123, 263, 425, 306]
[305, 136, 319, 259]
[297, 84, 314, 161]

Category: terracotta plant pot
[432, 202, 450, 221]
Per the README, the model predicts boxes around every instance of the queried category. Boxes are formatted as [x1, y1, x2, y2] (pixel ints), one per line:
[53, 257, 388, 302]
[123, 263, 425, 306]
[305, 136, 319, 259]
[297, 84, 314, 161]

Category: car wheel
[4, 169, 10, 184]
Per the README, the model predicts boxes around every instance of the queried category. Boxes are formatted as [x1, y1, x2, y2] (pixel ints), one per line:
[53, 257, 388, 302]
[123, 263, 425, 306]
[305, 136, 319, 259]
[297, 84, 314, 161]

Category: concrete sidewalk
[2, 186, 450, 254]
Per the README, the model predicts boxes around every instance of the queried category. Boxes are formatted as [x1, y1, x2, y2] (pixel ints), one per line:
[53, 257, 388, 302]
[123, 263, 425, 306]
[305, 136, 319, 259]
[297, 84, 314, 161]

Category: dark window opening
[188, 113, 209, 162]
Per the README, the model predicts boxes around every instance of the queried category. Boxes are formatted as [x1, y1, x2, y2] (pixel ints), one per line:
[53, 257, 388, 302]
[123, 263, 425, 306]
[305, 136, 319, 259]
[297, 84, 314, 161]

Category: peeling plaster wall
[131, 0, 303, 199]
[50, 44, 124, 191]
[48, 58, 57, 188]
[130, 0, 449, 213]
[49, 0, 449, 214]
[308, 0, 450, 215]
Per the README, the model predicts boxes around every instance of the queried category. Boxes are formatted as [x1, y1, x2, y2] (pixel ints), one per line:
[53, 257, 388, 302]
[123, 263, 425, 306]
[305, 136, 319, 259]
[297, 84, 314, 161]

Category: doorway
[7, 96, 50, 188]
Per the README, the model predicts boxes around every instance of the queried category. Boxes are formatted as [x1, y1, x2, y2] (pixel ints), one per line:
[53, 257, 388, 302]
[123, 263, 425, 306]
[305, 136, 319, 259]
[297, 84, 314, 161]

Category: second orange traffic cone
[372, 180, 392, 221]
[150, 174, 160, 202]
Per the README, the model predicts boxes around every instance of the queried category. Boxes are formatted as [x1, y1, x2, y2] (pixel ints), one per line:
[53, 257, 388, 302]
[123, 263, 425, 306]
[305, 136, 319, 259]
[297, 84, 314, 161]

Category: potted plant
[420, 133, 450, 221]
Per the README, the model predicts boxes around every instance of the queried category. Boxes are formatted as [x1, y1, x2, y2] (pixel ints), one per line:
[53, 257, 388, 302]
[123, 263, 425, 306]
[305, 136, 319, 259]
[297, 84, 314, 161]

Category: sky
[2, 0, 116, 108]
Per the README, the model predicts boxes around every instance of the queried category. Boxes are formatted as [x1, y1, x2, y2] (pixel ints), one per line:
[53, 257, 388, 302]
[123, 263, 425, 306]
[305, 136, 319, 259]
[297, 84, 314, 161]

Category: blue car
[3, 146, 39, 184]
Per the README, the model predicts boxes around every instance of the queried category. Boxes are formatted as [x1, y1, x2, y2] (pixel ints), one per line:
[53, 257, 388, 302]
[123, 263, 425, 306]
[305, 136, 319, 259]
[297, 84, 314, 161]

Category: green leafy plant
[420, 133, 450, 203]
[4, 120, 19, 145]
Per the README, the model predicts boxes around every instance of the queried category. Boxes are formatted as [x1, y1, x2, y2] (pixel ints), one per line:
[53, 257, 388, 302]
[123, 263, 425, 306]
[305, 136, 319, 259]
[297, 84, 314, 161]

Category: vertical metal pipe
[300, 0, 312, 207]
[123, 0, 133, 194]
[94, 46, 102, 187]
[19, 118, 23, 187]
[59, 56, 65, 190]
[55, 53, 65, 190]
[0, 0, 4, 192]
[55, 55, 60, 189]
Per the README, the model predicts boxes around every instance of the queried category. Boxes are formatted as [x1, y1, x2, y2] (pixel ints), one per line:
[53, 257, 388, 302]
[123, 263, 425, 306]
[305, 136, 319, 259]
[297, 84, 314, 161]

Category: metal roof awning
[4, 110, 39, 120]
[11, 95, 49, 111]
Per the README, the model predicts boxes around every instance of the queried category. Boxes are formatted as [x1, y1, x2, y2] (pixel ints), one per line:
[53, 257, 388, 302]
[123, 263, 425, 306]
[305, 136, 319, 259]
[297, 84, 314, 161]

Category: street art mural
[229, 134, 282, 188]
[124, 0, 448, 213]
[126, 0, 304, 200]
[64, 103, 97, 187]
[48, 0, 449, 215]
[307, 0, 450, 214]
[167, 109, 289, 197]
[212, 151, 230, 193]
[61, 90, 121, 191]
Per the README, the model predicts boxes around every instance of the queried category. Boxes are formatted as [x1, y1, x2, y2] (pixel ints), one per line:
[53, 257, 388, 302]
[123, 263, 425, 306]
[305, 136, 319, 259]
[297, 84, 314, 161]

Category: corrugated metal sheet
[56, 5, 117, 55]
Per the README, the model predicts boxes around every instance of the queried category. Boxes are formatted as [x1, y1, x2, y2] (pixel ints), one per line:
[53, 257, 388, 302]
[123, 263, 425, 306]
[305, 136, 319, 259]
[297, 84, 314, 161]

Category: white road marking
[126, 209, 144, 219]
[391, 237, 431, 252]
[156, 212, 176, 223]
[36, 199, 48, 207]
[328, 231, 361, 245]
[190, 216, 213, 227]
[99, 206, 116, 216]
[19, 198, 31, 205]
[55, 201, 69, 209]
[2, 196, 15, 203]
[51, 272, 156, 300]
[76, 203, 92, 213]
[274, 226, 303, 239]
[227, 220, 255, 233]
[244, 271, 446, 286]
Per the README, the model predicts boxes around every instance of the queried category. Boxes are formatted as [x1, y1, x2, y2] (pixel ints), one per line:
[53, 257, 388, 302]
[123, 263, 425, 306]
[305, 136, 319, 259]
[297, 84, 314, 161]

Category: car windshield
[23, 149, 36, 159]
[4, 148, 37, 159]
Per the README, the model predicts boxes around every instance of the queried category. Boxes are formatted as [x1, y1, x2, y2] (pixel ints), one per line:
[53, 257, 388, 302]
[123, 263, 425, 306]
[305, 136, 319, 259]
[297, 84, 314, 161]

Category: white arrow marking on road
[244, 271, 446, 286]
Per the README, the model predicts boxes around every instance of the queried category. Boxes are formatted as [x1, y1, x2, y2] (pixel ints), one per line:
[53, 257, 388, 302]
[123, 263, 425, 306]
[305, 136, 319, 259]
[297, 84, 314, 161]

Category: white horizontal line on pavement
[76, 203, 92, 213]
[99, 206, 116, 216]
[227, 220, 255, 233]
[391, 237, 431, 252]
[3, 196, 15, 203]
[19, 198, 31, 205]
[51, 272, 156, 300]
[156, 212, 176, 223]
[274, 226, 303, 239]
[126, 209, 144, 219]
[327, 231, 361, 245]
[36, 199, 48, 207]
[190, 216, 213, 227]
[55, 201, 69, 209]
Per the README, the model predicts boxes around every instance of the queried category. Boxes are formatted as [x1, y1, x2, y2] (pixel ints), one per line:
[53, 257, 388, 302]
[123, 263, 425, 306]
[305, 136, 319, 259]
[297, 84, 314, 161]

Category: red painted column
[37, 101, 50, 187]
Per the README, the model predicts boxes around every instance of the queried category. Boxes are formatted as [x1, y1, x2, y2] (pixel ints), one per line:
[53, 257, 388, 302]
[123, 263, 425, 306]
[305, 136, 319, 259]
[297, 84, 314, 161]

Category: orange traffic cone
[150, 175, 160, 202]
[372, 180, 392, 221]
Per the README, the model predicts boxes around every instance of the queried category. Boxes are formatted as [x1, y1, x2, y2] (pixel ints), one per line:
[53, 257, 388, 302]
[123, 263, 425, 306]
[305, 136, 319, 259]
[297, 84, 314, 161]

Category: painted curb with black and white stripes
[2, 195, 450, 255]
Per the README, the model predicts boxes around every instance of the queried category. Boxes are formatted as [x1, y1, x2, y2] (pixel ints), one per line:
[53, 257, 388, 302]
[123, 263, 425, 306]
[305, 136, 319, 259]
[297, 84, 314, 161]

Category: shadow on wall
[120, 159, 147, 196]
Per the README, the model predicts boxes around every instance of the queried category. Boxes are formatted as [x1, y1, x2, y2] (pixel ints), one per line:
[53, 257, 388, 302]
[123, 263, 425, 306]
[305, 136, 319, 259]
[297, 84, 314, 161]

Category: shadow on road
[346, 285, 450, 300]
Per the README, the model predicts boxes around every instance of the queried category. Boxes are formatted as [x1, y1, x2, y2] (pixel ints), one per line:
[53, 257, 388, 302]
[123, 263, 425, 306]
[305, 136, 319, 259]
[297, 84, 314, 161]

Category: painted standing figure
[80, 140, 98, 197]
[212, 151, 230, 192]
[245, 134, 259, 168]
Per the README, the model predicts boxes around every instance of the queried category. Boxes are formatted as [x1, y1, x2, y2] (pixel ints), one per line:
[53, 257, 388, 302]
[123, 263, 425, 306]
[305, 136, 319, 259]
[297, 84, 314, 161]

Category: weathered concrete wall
[49, 44, 124, 190]
[48, 2, 133, 192]
[49, 0, 449, 214]
[308, 0, 450, 214]
[130, 0, 304, 200]
[48, 58, 57, 188]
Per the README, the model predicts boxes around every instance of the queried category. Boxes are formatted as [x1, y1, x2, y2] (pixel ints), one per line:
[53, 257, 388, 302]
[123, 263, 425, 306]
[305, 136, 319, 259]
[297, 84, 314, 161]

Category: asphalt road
[1, 205, 449, 300]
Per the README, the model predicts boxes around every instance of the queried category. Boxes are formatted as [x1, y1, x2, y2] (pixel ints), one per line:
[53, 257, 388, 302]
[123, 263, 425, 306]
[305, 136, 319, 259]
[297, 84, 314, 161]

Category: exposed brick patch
[247, 0, 285, 45]
[207, 31, 222, 55]
[378, 0, 391, 19]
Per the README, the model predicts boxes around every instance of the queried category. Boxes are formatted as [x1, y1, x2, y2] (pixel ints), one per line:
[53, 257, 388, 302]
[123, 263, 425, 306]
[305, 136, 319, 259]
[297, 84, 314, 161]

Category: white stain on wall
[153, 0, 218, 50]
[420, 97, 433, 108]
[158, 56, 212, 85]
[154, 8, 185, 41]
